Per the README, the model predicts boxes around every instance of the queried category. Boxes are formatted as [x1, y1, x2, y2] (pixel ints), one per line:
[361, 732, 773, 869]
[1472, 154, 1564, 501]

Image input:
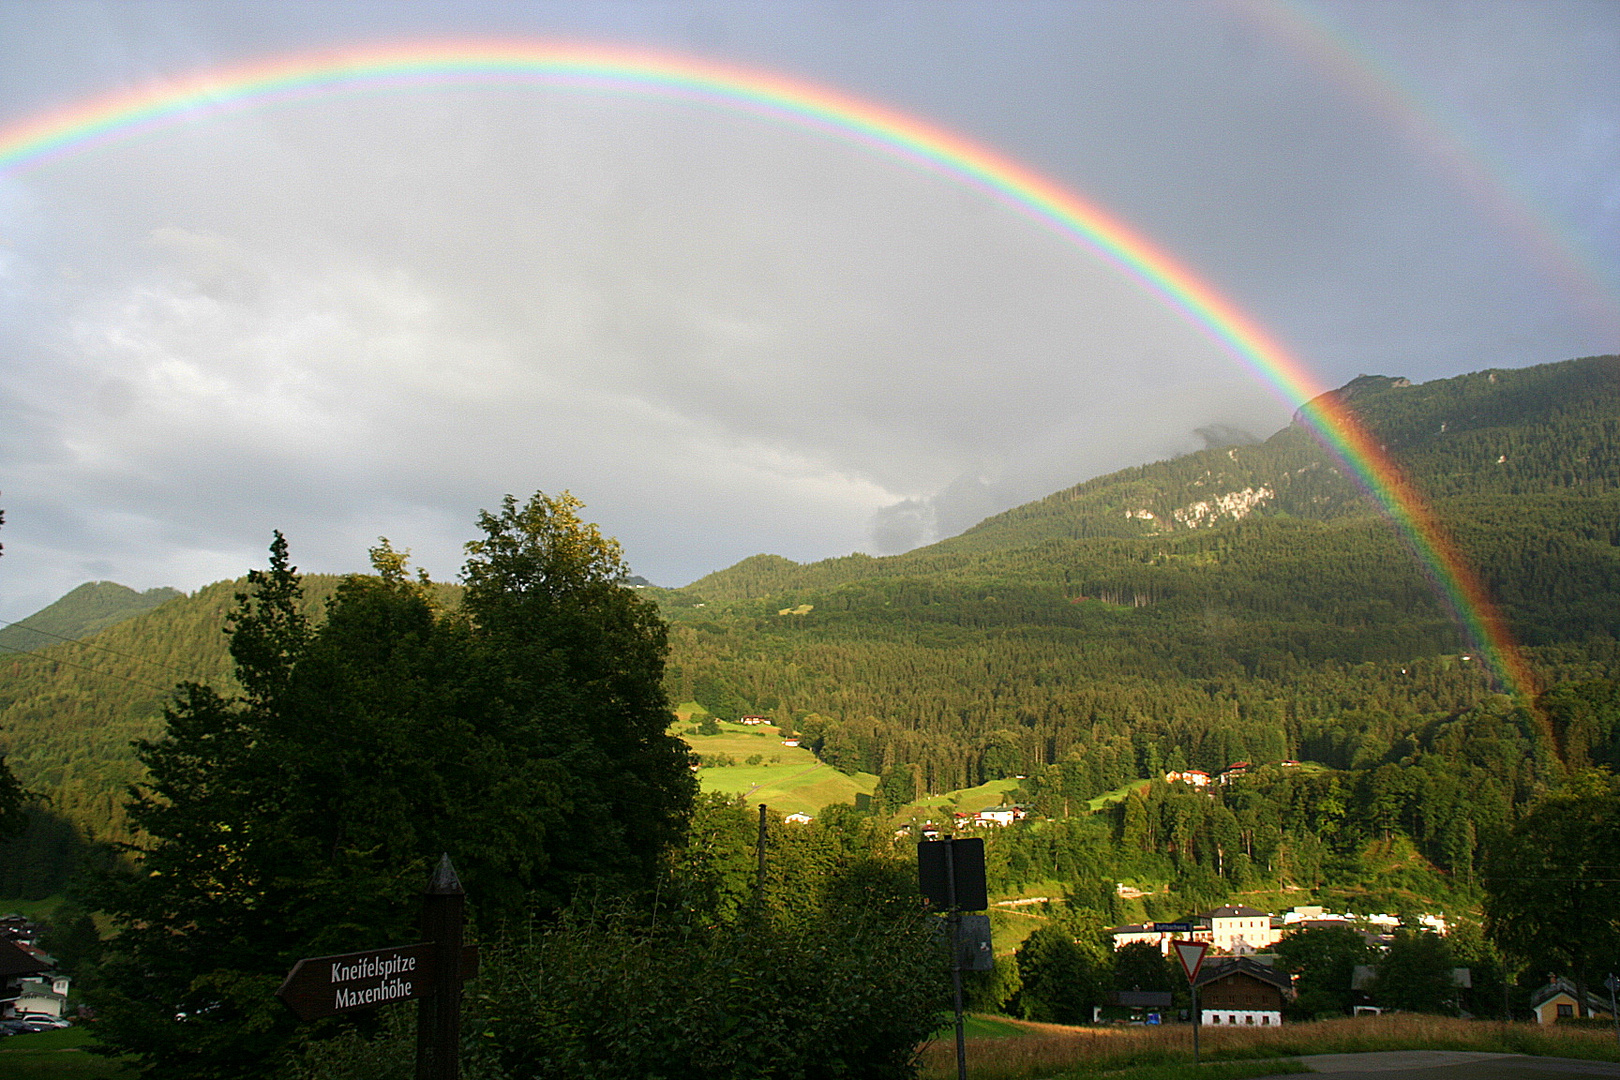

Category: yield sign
[1173, 940, 1208, 984]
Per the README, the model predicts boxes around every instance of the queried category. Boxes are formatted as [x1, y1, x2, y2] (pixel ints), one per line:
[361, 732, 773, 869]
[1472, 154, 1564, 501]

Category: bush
[295, 887, 948, 1080]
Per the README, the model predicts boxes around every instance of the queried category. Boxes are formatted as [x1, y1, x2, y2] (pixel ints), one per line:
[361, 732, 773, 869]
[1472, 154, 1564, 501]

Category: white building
[1203, 905, 1283, 954]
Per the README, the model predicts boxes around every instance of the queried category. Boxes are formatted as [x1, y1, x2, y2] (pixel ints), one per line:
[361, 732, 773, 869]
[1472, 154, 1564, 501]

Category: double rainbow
[0, 39, 1535, 697]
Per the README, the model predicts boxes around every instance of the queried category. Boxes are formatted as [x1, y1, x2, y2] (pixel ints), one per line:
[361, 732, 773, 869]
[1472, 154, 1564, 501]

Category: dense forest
[1, 355, 1617, 913]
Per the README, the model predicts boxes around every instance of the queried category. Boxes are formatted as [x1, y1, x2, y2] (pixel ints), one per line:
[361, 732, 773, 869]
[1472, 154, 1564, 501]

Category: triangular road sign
[1173, 940, 1208, 984]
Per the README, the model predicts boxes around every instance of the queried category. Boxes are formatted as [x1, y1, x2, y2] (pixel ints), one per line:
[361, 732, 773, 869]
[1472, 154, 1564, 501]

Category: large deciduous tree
[1371, 929, 1457, 1015]
[1013, 925, 1110, 1024]
[1273, 925, 1369, 1018]
[88, 494, 695, 1079]
[1484, 771, 1620, 1017]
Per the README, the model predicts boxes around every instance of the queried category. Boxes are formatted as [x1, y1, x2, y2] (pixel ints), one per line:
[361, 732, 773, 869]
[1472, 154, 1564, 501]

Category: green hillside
[0, 581, 183, 654]
[1, 355, 1617, 911]
[659, 355, 1620, 899]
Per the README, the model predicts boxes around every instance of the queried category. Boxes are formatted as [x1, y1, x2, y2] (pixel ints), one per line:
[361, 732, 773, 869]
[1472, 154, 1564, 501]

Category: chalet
[1218, 762, 1250, 786]
[0, 937, 56, 1020]
[738, 716, 772, 726]
[1164, 770, 1211, 788]
[1531, 977, 1616, 1024]
[1194, 956, 1291, 1026]
[783, 812, 813, 825]
[11, 975, 70, 1019]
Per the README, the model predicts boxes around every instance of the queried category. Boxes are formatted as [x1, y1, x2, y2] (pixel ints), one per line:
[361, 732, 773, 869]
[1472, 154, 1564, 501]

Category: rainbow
[0, 38, 1537, 697]
[1248, 1, 1619, 339]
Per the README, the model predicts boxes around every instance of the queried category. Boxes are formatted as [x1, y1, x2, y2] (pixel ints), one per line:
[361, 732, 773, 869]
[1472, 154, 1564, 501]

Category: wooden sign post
[275, 855, 475, 1080]
[416, 855, 467, 1080]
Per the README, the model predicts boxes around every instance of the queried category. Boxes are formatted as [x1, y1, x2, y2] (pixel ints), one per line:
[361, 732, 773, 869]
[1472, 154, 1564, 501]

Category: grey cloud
[0, 1, 1613, 615]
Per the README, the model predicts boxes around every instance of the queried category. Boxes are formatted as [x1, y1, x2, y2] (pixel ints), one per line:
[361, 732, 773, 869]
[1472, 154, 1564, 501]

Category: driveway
[1273, 1051, 1620, 1079]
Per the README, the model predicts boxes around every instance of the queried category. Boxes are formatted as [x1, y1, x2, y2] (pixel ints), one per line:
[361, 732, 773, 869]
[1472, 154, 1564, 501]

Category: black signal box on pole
[918, 837, 987, 912]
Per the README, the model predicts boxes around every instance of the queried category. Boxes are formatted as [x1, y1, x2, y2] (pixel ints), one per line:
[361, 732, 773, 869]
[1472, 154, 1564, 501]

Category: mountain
[0, 355, 1616, 907]
[0, 582, 184, 654]
[656, 355, 1619, 810]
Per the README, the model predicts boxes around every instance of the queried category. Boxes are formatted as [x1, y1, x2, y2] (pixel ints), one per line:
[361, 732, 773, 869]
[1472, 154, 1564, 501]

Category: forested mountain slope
[0, 582, 183, 654]
[0, 355, 1616, 905]
[656, 356, 1620, 892]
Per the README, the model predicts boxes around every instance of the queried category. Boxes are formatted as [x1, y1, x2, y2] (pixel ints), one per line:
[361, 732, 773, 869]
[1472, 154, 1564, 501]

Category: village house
[1531, 977, 1616, 1024]
[1202, 904, 1283, 954]
[973, 805, 1024, 827]
[1164, 770, 1211, 787]
[1194, 956, 1291, 1026]
[0, 936, 63, 1020]
[1107, 923, 1164, 950]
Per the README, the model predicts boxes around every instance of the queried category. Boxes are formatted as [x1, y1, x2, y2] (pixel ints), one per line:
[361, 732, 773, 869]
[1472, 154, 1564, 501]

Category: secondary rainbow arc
[0, 38, 1537, 698]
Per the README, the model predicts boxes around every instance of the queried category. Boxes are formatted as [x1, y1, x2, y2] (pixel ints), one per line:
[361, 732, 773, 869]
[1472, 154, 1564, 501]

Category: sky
[0, 1, 1615, 618]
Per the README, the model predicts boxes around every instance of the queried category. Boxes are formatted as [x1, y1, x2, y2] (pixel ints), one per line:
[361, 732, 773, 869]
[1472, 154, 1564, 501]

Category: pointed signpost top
[1173, 940, 1208, 984]
[426, 853, 464, 895]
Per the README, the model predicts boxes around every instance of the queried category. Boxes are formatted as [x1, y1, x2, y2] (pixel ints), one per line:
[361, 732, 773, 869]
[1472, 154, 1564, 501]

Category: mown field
[674, 716, 878, 818]
[0, 1027, 134, 1080]
[915, 1014, 1620, 1080]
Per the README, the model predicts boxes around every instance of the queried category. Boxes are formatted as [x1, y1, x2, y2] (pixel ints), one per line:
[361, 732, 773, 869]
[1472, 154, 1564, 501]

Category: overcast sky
[0, 0, 1615, 617]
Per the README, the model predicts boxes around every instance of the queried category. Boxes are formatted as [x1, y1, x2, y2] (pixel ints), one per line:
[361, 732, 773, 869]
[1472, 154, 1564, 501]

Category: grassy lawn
[916, 1014, 1620, 1080]
[906, 778, 1023, 815]
[1087, 778, 1152, 812]
[0, 1027, 135, 1080]
[679, 719, 877, 817]
[0, 895, 68, 921]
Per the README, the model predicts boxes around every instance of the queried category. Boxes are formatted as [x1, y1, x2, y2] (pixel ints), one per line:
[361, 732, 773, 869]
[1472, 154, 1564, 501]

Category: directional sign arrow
[275, 942, 476, 1023]
[276, 943, 434, 1022]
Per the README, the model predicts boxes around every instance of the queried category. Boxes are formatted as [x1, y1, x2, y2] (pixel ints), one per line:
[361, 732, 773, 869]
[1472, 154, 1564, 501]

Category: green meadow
[905, 777, 1023, 816]
[674, 715, 877, 818]
[0, 1027, 134, 1080]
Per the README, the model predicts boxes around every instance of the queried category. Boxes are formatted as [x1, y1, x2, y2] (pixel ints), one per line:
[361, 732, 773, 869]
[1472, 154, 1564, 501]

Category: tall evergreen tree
[87, 496, 695, 1079]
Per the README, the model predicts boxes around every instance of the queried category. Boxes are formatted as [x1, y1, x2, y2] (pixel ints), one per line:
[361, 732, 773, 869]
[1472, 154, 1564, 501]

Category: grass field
[906, 778, 1023, 816]
[677, 719, 877, 817]
[0, 895, 68, 921]
[0, 1027, 134, 1080]
[915, 1013, 1620, 1080]
[1087, 778, 1153, 811]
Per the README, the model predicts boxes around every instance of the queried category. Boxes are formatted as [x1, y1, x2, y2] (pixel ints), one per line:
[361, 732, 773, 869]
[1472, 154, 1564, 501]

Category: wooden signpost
[275, 855, 476, 1080]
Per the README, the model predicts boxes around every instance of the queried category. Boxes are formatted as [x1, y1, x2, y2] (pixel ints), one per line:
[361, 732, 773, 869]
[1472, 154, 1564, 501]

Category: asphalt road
[1272, 1051, 1620, 1078]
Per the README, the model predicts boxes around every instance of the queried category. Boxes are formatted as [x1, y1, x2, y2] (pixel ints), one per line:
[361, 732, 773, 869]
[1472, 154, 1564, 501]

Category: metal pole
[1608, 975, 1618, 1047]
[1191, 984, 1200, 1066]
[945, 838, 967, 1080]
[416, 854, 465, 1080]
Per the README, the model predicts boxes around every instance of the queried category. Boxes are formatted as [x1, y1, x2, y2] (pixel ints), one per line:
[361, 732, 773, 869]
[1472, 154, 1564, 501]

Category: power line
[0, 616, 211, 681]
[0, 641, 180, 695]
